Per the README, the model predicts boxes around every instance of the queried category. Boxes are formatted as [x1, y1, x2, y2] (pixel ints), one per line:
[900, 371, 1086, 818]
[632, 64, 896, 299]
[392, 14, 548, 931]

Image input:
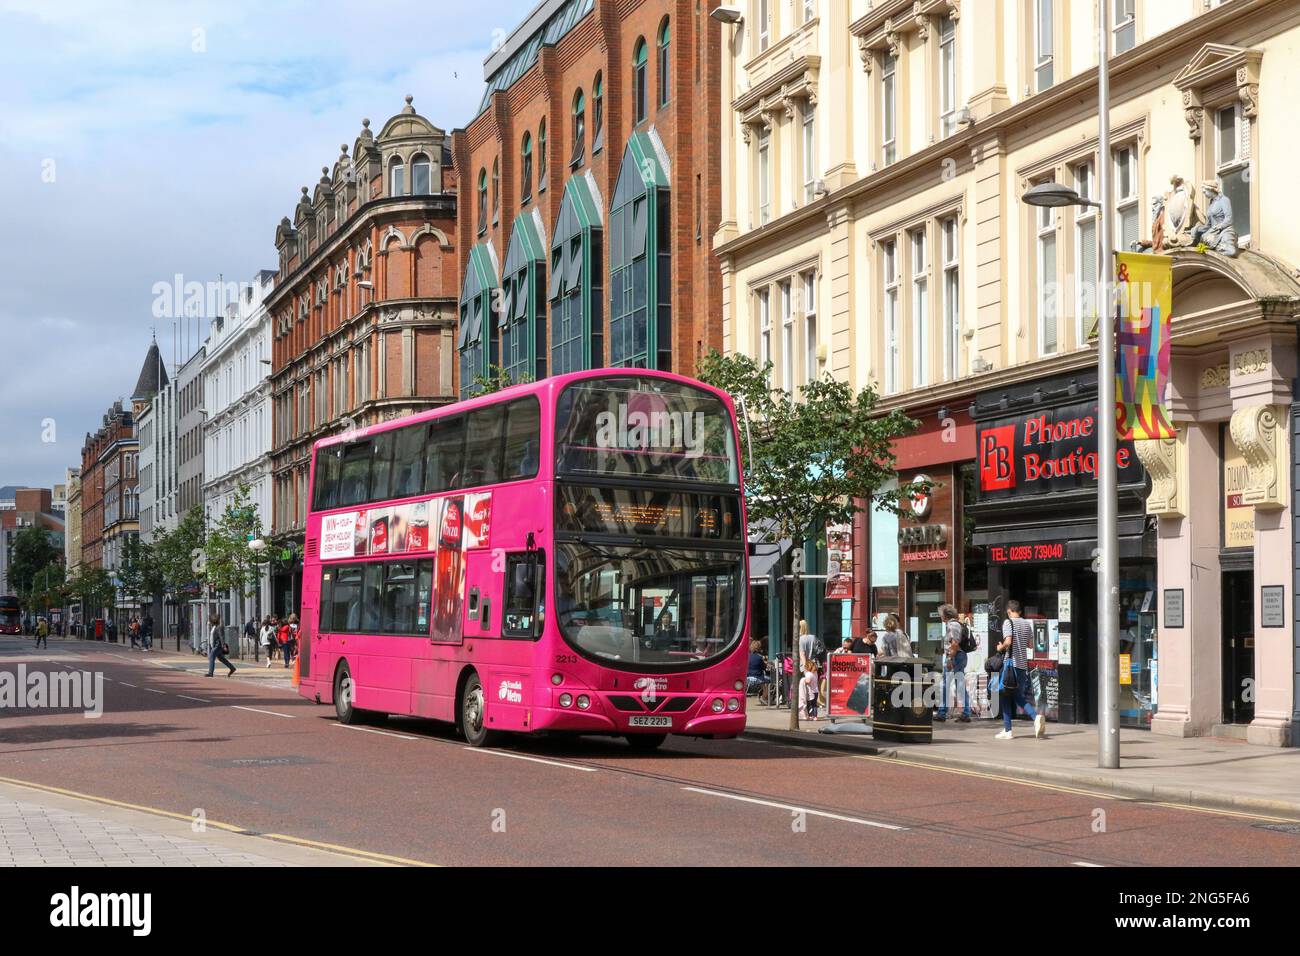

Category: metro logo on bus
[595, 404, 707, 459]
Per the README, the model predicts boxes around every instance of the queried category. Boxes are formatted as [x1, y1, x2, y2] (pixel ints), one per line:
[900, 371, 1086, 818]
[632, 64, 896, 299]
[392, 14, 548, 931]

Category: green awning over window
[624, 130, 670, 190]
[503, 210, 546, 276]
[459, 242, 498, 348]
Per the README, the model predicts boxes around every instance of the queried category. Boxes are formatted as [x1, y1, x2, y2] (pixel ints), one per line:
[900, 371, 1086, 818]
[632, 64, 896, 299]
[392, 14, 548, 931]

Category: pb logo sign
[979, 425, 1016, 492]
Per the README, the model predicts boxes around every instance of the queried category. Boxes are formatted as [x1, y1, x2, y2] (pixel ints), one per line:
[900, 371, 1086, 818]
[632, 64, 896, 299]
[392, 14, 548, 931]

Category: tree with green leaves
[117, 535, 164, 611]
[472, 364, 533, 395]
[8, 525, 61, 617]
[696, 349, 921, 729]
[65, 566, 116, 631]
[204, 484, 267, 633]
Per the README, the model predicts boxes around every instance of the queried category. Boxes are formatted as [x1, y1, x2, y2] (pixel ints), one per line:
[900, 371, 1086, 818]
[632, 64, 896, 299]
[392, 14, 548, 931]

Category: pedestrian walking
[35, 617, 49, 649]
[799, 660, 819, 719]
[141, 613, 153, 651]
[936, 604, 971, 723]
[106, 618, 117, 644]
[244, 618, 259, 661]
[205, 613, 236, 677]
[879, 614, 913, 657]
[129, 615, 141, 649]
[995, 600, 1044, 740]
[259, 616, 277, 667]
[282, 613, 299, 669]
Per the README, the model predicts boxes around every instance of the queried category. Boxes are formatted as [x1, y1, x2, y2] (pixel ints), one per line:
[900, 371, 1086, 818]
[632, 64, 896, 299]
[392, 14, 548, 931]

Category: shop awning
[458, 242, 498, 349]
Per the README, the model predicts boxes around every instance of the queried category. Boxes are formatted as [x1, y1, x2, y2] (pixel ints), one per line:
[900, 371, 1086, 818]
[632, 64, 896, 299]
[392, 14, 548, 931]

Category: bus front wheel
[460, 672, 502, 748]
[625, 733, 668, 751]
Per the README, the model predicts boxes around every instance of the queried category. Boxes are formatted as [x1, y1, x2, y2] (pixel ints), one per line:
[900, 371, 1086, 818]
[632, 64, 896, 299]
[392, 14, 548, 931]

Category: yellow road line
[260, 833, 437, 866]
[1147, 801, 1299, 824]
[0, 774, 435, 865]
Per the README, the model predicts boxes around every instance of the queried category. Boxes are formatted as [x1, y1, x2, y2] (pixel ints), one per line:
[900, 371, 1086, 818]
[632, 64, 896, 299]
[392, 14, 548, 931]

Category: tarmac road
[2, 636, 1297, 867]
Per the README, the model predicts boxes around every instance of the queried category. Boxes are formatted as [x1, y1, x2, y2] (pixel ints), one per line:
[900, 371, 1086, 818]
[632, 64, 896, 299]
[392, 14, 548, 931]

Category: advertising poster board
[1027, 661, 1060, 721]
[828, 653, 872, 718]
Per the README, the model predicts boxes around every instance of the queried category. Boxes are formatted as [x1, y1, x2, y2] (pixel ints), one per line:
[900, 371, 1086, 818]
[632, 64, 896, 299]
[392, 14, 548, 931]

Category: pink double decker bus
[298, 369, 749, 749]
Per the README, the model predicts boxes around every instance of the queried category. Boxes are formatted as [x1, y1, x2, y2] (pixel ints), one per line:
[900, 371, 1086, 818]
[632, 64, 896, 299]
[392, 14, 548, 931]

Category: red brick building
[452, 0, 723, 395]
[268, 96, 460, 601]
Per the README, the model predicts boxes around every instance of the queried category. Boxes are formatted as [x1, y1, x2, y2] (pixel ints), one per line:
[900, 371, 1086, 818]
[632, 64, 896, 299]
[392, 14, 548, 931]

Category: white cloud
[0, 0, 536, 486]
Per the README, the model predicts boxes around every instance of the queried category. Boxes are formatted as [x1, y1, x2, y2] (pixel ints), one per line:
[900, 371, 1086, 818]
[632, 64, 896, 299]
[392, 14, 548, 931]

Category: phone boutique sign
[978, 404, 1143, 500]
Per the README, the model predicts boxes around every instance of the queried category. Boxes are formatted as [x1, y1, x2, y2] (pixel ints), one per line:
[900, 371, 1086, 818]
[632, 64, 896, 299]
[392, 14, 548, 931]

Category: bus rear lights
[576, 695, 591, 710]
[711, 698, 725, 714]
[551, 673, 564, 685]
[726, 698, 739, 712]
[559, 693, 573, 708]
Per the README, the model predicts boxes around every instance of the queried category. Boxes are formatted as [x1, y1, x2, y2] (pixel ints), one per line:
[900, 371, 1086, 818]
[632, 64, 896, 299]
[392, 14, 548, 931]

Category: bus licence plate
[628, 716, 672, 728]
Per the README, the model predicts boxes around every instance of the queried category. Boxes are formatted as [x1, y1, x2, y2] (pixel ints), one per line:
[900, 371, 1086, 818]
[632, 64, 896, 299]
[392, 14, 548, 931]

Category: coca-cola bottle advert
[369, 512, 389, 554]
[407, 501, 430, 551]
[431, 497, 464, 643]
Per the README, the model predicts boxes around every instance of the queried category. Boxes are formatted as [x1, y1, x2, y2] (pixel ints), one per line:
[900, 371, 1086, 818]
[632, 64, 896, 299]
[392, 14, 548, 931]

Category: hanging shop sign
[977, 401, 1141, 501]
[1115, 252, 1176, 441]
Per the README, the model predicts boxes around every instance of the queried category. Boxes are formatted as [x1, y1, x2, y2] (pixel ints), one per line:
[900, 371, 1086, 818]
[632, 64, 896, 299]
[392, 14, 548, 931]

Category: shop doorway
[1221, 570, 1255, 724]
[906, 569, 946, 666]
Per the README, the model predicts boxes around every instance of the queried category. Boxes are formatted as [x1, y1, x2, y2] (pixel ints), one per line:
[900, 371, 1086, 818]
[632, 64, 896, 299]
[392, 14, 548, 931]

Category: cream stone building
[716, 0, 1300, 745]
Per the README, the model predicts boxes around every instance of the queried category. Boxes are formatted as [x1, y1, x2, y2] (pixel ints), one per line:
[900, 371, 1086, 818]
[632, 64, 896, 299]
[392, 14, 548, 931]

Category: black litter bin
[872, 656, 935, 743]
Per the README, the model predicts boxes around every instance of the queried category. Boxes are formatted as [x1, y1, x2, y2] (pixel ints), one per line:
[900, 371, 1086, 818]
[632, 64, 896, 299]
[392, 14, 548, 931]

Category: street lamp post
[1020, 5, 1119, 770]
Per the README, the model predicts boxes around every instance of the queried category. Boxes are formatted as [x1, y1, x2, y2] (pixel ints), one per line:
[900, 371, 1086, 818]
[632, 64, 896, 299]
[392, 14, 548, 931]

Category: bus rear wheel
[625, 733, 668, 751]
[460, 673, 502, 748]
[334, 661, 367, 725]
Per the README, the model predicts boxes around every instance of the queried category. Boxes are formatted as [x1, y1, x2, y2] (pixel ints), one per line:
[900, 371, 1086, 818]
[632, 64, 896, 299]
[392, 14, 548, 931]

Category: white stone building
[202, 270, 276, 627]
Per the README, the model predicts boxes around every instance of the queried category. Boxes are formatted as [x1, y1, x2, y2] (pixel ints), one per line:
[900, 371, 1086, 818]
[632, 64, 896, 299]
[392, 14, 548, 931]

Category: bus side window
[391, 424, 425, 499]
[502, 398, 541, 480]
[503, 552, 544, 639]
[339, 442, 371, 506]
[370, 431, 395, 502]
[314, 446, 343, 510]
[463, 405, 505, 487]
[361, 563, 383, 632]
[425, 416, 465, 493]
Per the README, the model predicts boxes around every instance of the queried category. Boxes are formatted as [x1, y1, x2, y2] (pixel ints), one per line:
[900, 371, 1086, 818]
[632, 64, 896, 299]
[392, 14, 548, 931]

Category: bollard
[291, 653, 300, 688]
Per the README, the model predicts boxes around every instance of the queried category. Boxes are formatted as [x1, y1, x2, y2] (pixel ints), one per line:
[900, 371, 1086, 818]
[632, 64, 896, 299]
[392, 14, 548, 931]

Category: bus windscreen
[555, 378, 738, 484]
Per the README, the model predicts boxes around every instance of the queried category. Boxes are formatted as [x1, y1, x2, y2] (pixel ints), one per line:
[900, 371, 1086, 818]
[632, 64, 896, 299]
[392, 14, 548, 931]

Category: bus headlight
[576, 695, 591, 710]
[711, 698, 725, 713]
[551, 673, 564, 685]
[727, 698, 740, 712]
[559, 693, 573, 708]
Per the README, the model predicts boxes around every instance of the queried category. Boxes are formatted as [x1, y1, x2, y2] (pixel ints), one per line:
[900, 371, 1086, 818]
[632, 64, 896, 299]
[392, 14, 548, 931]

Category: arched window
[633, 39, 648, 124]
[538, 119, 548, 189]
[571, 89, 585, 167]
[657, 19, 670, 108]
[520, 133, 533, 203]
[477, 168, 488, 234]
[410, 153, 432, 194]
[491, 158, 500, 224]
[592, 72, 605, 153]
[389, 157, 406, 197]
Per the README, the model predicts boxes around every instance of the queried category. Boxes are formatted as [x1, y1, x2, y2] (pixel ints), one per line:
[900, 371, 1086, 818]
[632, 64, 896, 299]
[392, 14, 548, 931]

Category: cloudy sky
[0, 0, 536, 490]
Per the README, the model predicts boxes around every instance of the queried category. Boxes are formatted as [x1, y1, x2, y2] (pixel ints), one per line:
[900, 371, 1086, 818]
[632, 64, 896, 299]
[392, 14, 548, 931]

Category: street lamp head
[248, 538, 267, 554]
[710, 5, 743, 24]
[1021, 182, 1088, 208]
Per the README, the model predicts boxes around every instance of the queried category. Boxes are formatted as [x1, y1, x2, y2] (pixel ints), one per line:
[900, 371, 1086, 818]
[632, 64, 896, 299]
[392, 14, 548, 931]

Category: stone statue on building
[1136, 175, 1198, 254]
[1190, 180, 1239, 257]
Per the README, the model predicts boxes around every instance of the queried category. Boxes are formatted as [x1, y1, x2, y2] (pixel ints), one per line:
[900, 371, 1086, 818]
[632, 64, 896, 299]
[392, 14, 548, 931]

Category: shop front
[861, 402, 978, 659]
[1146, 249, 1300, 747]
[970, 369, 1154, 727]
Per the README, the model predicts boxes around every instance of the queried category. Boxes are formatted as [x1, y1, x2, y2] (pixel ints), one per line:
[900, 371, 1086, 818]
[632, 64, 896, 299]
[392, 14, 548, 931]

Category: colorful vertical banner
[1115, 251, 1175, 440]
[825, 522, 854, 600]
